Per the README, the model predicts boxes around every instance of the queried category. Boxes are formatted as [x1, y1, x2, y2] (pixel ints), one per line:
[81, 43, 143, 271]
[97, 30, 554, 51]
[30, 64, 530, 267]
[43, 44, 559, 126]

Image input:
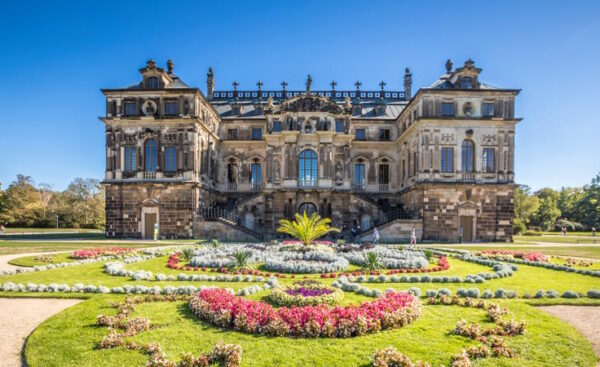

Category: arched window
[146, 76, 159, 89]
[298, 149, 317, 187]
[298, 202, 317, 216]
[145, 139, 158, 172]
[460, 76, 473, 89]
[461, 140, 475, 173]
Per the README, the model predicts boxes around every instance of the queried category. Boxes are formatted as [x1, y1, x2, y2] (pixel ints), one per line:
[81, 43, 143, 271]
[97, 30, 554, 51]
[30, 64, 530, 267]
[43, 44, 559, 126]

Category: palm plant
[361, 251, 383, 271]
[277, 212, 340, 246]
[180, 248, 195, 262]
[228, 250, 253, 271]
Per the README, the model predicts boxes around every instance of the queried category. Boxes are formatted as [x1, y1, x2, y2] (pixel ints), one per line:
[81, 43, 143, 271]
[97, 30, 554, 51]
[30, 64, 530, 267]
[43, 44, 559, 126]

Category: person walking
[410, 225, 417, 248]
[373, 227, 380, 245]
[592, 227, 596, 237]
[0, 224, 5, 235]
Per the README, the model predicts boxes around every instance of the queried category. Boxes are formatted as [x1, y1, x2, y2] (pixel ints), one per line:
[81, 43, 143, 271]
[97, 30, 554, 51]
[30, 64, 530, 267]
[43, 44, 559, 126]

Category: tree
[513, 185, 539, 233]
[534, 196, 561, 231]
[277, 212, 340, 246]
[0, 175, 42, 226]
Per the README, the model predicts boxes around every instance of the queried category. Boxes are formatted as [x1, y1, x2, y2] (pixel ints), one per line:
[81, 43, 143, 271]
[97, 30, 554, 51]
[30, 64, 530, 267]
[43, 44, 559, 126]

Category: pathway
[540, 306, 600, 366]
[0, 297, 82, 367]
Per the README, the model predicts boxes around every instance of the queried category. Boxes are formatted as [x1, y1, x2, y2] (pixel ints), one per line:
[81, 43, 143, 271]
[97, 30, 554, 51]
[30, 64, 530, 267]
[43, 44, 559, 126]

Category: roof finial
[445, 59, 453, 73]
[281, 80, 287, 90]
[232, 81, 239, 91]
[257, 80, 263, 91]
[146, 59, 156, 69]
[306, 74, 312, 93]
[330, 80, 337, 90]
[379, 80, 386, 91]
[167, 59, 174, 74]
[355, 80, 362, 90]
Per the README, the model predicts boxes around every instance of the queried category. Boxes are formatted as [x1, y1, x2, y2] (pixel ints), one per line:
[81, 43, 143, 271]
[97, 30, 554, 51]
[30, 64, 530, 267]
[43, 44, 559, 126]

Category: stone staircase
[196, 208, 264, 241]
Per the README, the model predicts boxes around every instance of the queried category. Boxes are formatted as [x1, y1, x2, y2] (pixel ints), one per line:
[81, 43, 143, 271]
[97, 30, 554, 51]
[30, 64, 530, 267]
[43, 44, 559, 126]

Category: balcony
[227, 182, 238, 191]
[298, 179, 318, 188]
[352, 182, 365, 192]
[461, 172, 476, 182]
[251, 182, 262, 191]
[379, 183, 390, 192]
[143, 171, 156, 180]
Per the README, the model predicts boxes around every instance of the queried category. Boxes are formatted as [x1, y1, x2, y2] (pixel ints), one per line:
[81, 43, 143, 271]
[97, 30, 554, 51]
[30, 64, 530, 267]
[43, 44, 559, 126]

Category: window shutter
[434, 100, 441, 116]
[494, 100, 504, 118]
[506, 100, 514, 118]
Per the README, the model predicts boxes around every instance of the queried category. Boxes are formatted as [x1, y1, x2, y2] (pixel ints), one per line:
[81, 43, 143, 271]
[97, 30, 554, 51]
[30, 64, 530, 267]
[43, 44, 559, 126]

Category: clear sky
[0, 0, 599, 191]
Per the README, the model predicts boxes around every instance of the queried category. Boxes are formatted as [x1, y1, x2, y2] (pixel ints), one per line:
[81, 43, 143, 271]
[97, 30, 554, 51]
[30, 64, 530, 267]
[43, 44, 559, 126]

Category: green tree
[533, 188, 561, 231]
[513, 185, 539, 233]
[0, 175, 42, 226]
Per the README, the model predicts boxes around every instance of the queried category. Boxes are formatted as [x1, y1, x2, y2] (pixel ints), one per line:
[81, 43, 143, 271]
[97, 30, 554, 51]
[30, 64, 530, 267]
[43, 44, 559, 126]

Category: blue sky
[0, 0, 598, 191]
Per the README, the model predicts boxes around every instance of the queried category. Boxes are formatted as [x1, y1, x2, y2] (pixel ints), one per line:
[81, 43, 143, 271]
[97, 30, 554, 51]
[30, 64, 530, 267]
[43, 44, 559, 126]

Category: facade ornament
[330, 80, 337, 91]
[281, 80, 287, 90]
[335, 161, 343, 185]
[267, 96, 274, 110]
[256, 80, 263, 91]
[379, 80, 386, 91]
[273, 160, 281, 182]
[344, 97, 351, 110]
[167, 59, 174, 74]
[354, 80, 362, 91]
[306, 74, 312, 93]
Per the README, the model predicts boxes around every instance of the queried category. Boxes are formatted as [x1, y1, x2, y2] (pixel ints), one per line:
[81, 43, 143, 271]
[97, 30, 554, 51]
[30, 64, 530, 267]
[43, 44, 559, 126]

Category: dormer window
[460, 77, 473, 89]
[165, 101, 178, 115]
[353, 106, 361, 115]
[146, 76, 159, 89]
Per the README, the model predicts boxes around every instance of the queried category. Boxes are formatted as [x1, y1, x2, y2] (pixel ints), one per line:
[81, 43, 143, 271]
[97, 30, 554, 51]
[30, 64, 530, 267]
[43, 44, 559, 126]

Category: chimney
[206, 67, 215, 100]
[403, 67, 412, 100]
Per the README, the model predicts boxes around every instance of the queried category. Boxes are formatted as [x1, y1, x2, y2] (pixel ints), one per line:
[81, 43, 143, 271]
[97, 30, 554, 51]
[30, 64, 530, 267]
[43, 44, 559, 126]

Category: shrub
[438, 288, 452, 297]
[408, 287, 421, 297]
[561, 290, 579, 299]
[534, 290, 545, 299]
[426, 289, 438, 298]
[482, 290, 493, 299]
[546, 290, 560, 298]
[587, 290, 600, 299]
[467, 288, 480, 299]
[372, 346, 430, 367]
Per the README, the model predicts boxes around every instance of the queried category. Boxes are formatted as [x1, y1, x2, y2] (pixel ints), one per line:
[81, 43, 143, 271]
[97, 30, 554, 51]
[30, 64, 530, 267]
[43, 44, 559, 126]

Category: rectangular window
[335, 120, 345, 133]
[482, 102, 495, 117]
[251, 163, 261, 186]
[227, 129, 238, 140]
[354, 163, 365, 188]
[441, 147, 454, 173]
[251, 128, 262, 140]
[124, 102, 137, 116]
[379, 129, 391, 141]
[164, 146, 177, 172]
[355, 129, 366, 140]
[378, 164, 389, 184]
[272, 121, 282, 132]
[124, 146, 136, 171]
[165, 101, 178, 115]
[441, 102, 454, 116]
[482, 148, 495, 173]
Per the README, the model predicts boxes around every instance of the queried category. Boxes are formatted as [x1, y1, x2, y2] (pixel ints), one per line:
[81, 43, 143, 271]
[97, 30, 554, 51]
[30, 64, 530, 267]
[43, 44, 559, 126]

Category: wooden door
[460, 215, 473, 242]
[145, 213, 157, 239]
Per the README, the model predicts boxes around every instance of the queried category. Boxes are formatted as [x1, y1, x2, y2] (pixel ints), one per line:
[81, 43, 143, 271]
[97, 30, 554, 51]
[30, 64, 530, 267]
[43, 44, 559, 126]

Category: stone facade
[100, 58, 521, 242]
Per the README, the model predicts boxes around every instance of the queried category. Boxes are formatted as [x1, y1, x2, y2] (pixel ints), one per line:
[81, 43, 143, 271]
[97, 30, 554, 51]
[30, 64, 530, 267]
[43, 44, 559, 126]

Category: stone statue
[273, 160, 281, 181]
[335, 161, 343, 185]
[306, 74, 312, 92]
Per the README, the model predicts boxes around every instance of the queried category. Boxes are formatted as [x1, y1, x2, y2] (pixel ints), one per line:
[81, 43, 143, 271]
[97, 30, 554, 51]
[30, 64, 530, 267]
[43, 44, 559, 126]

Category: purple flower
[285, 287, 333, 297]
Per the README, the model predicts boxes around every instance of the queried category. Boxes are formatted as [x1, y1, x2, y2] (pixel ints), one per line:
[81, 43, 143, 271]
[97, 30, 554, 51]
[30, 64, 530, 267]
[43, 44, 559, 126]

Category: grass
[2, 227, 103, 233]
[0, 240, 189, 256]
[23, 295, 597, 367]
[437, 245, 600, 259]
[7, 252, 75, 267]
[1, 244, 599, 366]
[514, 235, 600, 244]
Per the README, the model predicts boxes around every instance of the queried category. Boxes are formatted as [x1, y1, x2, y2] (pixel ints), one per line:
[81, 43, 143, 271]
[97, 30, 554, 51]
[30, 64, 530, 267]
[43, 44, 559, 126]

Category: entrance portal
[298, 202, 318, 216]
[144, 213, 157, 239]
[460, 215, 474, 242]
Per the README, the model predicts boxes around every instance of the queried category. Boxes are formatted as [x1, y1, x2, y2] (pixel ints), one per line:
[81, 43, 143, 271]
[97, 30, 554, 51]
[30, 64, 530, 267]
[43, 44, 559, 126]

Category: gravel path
[540, 306, 600, 366]
[0, 298, 82, 367]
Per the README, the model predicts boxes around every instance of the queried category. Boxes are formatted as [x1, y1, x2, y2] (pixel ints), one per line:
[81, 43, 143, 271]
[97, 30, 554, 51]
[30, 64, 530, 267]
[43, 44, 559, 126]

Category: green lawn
[514, 235, 600, 244]
[1, 245, 600, 366]
[0, 240, 191, 256]
[437, 245, 600, 260]
[2, 227, 103, 233]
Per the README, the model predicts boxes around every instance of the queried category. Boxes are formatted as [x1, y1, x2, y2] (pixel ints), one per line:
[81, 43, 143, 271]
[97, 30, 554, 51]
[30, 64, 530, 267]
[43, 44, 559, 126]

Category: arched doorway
[298, 202, 318, 216]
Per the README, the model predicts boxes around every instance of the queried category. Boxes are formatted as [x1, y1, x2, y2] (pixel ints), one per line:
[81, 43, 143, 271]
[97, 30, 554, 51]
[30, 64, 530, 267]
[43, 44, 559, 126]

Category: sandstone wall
[193, 220, 258, 242]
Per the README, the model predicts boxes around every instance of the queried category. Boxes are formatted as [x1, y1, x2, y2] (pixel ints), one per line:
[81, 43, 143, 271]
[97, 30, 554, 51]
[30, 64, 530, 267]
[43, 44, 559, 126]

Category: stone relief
[440, 133, 454, 143]
[280, 96, 343, 114]
[482, 134, 496, 144]
[335, 161, 343, 185]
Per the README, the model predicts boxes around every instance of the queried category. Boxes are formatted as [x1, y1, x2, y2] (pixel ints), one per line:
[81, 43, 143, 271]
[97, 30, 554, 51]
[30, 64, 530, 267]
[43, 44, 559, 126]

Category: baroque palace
[100, 58, 520, 242]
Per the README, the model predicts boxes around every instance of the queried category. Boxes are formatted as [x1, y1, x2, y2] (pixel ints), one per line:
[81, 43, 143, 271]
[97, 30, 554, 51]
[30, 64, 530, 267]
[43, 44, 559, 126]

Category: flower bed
[70, 247, 138, 259]
[189, 288, 421, 338]
[268, 281, 344, 306]
[343, 248, 429, 269]
[264, 251, 349, 274]
[189, 248, 263, 269]
[480, 249, 549, 263]
[280, 240, 334, 246]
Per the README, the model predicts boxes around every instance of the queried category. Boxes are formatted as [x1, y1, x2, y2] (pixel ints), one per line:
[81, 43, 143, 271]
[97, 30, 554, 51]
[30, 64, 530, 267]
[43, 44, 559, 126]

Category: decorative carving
[142, 100, 157, 116]
[280, 96, 343, 113]
[273, 160, 281, 182]
[482, 134, 496, 144]
[335, 161, 343, 185]
[440, 133, 454, 143]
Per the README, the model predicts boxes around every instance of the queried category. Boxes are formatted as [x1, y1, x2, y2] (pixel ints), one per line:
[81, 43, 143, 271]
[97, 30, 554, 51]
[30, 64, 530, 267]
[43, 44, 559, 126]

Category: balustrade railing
[298, 179, 318, 188]
[379, 183, 389, 192]
[352, 182, 365, 191]
[227, 182, 238, 191]
[461, 172, 476, 182]
[143, 171, 156, 180]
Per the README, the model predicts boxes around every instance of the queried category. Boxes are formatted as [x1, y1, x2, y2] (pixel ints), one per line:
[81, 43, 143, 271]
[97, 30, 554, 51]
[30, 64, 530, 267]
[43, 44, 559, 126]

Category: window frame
[355, 128, 366, 140]
[335, 120, 345, 133]
[441, 102, 455, 117]
[460, 76, 473, 89]
[124, 101, 137, 116]
[354, 163, 365, 187]
[482, 148, 495, 173]
[272, 121, 282, 132]
[251, 128, 262, 140]
[298, 149, 318, 184]
[165, 101, 178, 116]
[227, 128, 238, 140]
[379, 129, 391, 141]
[146, 76, 159, 89]
[461, 139, 475, 173]
[441, 147, 454, 173]
[164, 146, 177, 172]
[378, 164, 390, 184]
[124, 146, 137, 172]
[250, 162, 261, 184]
[482, 102, 495, 117]
[144, 139, 158, 172]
